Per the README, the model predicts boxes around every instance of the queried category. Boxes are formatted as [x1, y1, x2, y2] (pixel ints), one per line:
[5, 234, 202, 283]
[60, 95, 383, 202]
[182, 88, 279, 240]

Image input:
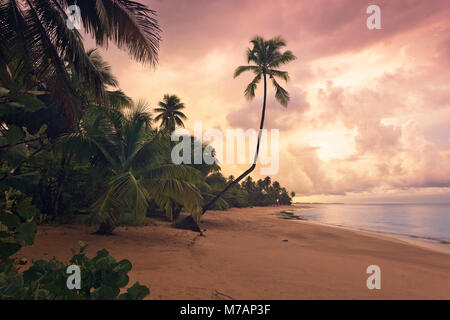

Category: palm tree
[59, 100, 203, 234]
[198, 36, 295, 217]
[242, 176, 255, 193]
[154, 94, 188, 131]
[69, 48, 133, 114]
[0, 0, 160, 122]
[49, 48, 133, 217]
[263, 176, 272, 191]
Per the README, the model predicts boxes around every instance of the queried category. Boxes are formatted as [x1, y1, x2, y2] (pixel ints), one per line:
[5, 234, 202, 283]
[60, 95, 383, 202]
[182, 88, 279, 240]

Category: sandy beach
[18, 206, 450, 299]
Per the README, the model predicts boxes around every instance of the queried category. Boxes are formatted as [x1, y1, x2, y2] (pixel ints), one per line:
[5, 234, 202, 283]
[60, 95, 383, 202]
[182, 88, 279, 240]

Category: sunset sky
[87, 0, 450, 203]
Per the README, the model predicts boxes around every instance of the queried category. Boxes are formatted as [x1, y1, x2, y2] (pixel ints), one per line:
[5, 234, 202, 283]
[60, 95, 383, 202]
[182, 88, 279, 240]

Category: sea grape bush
[0, 190, 149, 300]
[0, 87, 149, 299]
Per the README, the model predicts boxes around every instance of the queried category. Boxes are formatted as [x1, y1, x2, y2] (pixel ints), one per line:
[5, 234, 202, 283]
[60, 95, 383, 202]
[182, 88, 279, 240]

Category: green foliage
[154, 94, 188, 130]
[242, 176, 293, 206]
[0, 190, 149, 300]
[117, 212, 154, 226]
[20, 243, 149, 300]
[1, 243, 150, 300]
[200, 173, 293, 210]
[0, 191, 38, 259]
[1, 0, 161, 123]
[54, 101, 204, 233]
[0, 84, 149, 300]
[0, 86, 50, 193]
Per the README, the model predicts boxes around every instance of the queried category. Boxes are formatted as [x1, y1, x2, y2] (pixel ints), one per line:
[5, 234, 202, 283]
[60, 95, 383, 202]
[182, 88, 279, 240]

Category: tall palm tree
[49, 48, 133, 217]
[154, 94, 188, 131]
[59, 100, 203, 234]
[69, 48, 133, 112]
[0, 0, 160, 122]
[198, 36, 295, 217]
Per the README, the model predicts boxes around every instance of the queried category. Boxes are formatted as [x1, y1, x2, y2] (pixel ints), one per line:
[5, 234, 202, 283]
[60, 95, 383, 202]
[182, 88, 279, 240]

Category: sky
[86, 0, 450, 203]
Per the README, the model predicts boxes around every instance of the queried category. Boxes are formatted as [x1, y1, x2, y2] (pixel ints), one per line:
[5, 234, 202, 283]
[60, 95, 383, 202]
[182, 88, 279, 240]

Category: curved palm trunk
[180, 72, 268, 231]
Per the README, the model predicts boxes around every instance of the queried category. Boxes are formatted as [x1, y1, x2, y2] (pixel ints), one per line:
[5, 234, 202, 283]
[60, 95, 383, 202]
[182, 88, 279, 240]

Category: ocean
[292, 203, 450, 244]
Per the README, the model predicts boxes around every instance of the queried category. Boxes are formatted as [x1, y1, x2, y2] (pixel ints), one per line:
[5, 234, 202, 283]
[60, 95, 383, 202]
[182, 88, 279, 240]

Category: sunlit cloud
[84, 0, 450, 202]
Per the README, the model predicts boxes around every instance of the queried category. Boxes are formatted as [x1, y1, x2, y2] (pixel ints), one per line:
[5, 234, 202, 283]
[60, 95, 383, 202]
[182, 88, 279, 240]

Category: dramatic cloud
[86, 0, 450, 202]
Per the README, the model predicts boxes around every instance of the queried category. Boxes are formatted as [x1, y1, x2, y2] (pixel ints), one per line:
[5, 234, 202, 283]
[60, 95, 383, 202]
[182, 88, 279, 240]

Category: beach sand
[18, 206, 450, 299]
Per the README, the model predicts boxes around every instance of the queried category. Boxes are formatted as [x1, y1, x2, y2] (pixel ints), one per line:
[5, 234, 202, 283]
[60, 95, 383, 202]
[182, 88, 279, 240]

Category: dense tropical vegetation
[0, 0, 295, 299]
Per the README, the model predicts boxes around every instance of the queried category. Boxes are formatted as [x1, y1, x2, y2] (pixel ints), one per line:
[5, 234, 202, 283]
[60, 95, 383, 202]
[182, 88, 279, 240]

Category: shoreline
[289, 214, 450, 256]
[18, 206, 450, 299]
[289, 204, 450, 255]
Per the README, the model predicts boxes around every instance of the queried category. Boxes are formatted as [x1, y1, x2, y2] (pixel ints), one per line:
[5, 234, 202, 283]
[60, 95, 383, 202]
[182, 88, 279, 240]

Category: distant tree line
[201, 173, 294, 210]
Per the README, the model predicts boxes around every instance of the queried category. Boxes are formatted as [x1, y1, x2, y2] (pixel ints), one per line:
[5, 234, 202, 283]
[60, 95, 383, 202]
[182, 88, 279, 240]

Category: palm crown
[154, 94, 188, 130]
[0, 0, 161, 122]
[234, 36, 296, 106]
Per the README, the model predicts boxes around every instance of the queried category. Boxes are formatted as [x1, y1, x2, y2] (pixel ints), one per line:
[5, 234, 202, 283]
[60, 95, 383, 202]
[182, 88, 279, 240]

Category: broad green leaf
[5, 125, 23, 145]
[114, 259, 132, 273]
[7, 93, 46, 112]
[15, 222, 37, 245]
[16, 198, 38, 219]
[0, 242, 21, 258]
[119, 282, 150, 300]
[0, 212, 20, 228]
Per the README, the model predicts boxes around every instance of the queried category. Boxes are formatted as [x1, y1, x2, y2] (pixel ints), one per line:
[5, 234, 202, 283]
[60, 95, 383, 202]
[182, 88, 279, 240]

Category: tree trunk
[94, 221, 116, 235]
[179, 72, 268, 231]
[53, 155, 70, 218]
[94, 208, 119, 235]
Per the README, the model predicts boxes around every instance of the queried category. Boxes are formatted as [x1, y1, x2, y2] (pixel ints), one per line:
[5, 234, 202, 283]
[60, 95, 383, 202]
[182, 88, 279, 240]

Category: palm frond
[272, 78, 289, 107]
[65, 0, 161, 65]
[145, 178, 203, 214]
[233, 65, 259, 78]
[244, 73, 261, 100]
[105, 89, 132, 108]
[269, 50, 296, 68]
[91, 171, 149, 223]
[269, 69, 289, 82]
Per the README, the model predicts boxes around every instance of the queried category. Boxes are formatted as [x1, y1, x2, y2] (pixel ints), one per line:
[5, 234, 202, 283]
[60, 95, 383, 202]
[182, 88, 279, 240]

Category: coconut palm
[59, 100, 203, 234]
[69, 48, 133, 112]
[48, 49, 133, 216]
[0, 0, 160, 122]
[154, 94, 188, 131]
[199, 36, 295, 217]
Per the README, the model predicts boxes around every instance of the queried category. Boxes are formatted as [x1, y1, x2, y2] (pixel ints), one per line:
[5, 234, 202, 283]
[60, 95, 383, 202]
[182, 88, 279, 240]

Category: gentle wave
[292, 203, 450, 244]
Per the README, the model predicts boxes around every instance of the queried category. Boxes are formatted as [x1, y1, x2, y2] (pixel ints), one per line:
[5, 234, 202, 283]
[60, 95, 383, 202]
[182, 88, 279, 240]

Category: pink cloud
[85, 0, 450, 200]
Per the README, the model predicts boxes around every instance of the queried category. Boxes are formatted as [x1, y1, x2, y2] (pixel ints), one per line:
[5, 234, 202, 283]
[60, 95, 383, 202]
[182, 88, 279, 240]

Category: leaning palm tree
[191, 36, 295, 224]
[154, 94, 188, 131]
[0, 0, 160, 122]
[59, 100, 203, 234]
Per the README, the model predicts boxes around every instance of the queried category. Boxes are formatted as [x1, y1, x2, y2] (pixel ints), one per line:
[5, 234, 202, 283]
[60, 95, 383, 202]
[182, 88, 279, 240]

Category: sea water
[293, 203, 450, 244]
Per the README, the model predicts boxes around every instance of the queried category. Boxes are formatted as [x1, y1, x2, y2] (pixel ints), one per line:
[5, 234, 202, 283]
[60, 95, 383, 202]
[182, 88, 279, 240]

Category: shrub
[0, 191, 149, 300]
